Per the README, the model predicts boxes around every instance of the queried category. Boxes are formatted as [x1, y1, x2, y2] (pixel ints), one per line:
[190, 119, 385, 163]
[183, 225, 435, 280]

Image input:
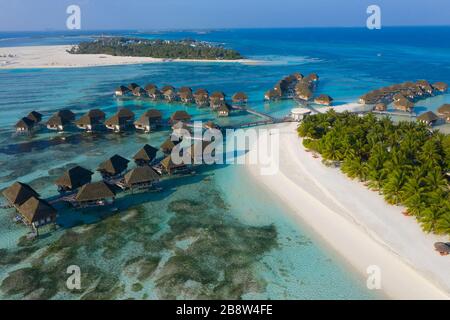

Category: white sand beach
[0, 45, 259, 69]
[246, 123, 450, 299]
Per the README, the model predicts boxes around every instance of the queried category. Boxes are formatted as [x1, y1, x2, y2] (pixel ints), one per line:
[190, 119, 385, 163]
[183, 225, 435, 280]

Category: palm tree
[382, 169, 407, 205]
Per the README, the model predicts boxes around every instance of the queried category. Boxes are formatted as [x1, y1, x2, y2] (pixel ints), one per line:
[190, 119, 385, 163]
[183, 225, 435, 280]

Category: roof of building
[75, 181, 116, 202]
[55, 166, 93, 189]
[97, 155, 130, 175]
[417, 111, 439, 122]
[18, 196, 56, 224]
[2, 182, 40, 206]
[124, 166, 160, 185]
[15, 117, 35, 129]
[133, 144, 158, 162]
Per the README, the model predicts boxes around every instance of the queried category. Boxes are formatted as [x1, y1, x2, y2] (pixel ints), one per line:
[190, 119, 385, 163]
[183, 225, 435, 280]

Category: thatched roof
[264, 89, 280, 99]
[160, 155, 186, 171]
[434, 242, 450, 253]
[75, 181, 116, 202]
[124, 166, 160, 185]
[133, 87, 146, 96]
[194, 88, 209, 97]
[437, 104, 450, 115]
[18, 196, 56, 224]
[314, 94, 333, 105]
[86, 109, 105, 120]
[2, 182, 39, 206]
[178, 91, 193, 100]
[292, 72, 304, 80]
[417, 111, 439, 123]
[146, 87, 161, 95]
[433, 82, 448, 92]
[105, 114, 127, 126]
[217, 103, 231, 113]
[26, 111, 42, 123]
[296, 87, 313, 100]
[16, 117, 35, 129]
[97, 155, 129, 175]
[161, 85, 175, 93]
[133, 144, 158, 162]
[178, 87, 193, 94]
[144, 84, 157, 91]
[160, 135, 181, 153]
[143, 109, 162, 120]
[210, 91, 225, 100]
[170, 110, 191, 122]
[55, 166, 93, 189]
[394, 97, 414, 111]
[305, 73, 319, 82]
[232, 92, 248, 102]
[75, 114, 100, 126]
[128, 83, 140, 91]
[47, 114, 70, 127]
[117, 108, 134, 119]
[56, 110, 76, 121]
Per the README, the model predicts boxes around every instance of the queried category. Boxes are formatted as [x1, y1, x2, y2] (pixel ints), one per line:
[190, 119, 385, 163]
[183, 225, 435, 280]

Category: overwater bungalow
[437, 104, 450, 123]
[393, 97, 414, 113]
[217, 103, 231, 117]
[134, 110, 162, 133]
[97, 154, 130, 179]
[75, 181, 116, 208]
[15, 117, 35, 133]
[160, 135, 181, 154]
[144, 83, 158, 93]
[26, 111, 43, 123]
[374, 103, 387, 112]
[55, 166, 93, 193]
[46, 114, 71, 131]
[105, 108, 135, 132]
[264, 89, 281, 101]
[193, 88, 209, 107]
[133, 144, 159, 166]
[87, 109, 106, 121]
[292, 72, 304, 80]
[170, 110, 191, 123]
[314, 94, 333, 106]
[232, 92, 248, 105]
[17, 196, 57, 232]
[115, 85, 131, 96]
[416, 80, 434, 95]
[128, 83, 140, 91]
[117, 108, 135, 120]
[433, 82, 448, 93]
[159, 155, 188, 175]
[163, 88, 178, 102]
[75, 114, 102, 132]
[417, 111, 439, 126]
[296, 86, 313, 101]
[132, 86, 146, 97]
[146, 86, 162, 100]
[57, 110, 76, 121]
[2, 182, 39, 207]
[122, 166, 160, 191]
[210, 91, 226, 109]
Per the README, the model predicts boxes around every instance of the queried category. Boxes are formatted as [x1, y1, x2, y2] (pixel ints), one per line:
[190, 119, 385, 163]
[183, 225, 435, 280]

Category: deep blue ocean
[0, 27, 448, 299]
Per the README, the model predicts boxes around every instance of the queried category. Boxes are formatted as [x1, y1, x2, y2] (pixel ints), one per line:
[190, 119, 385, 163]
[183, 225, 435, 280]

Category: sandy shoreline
[246, 123, 449, 299]
[0, 45, 260, 69]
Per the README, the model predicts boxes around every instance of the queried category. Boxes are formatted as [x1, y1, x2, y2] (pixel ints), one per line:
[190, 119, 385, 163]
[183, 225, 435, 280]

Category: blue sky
[0, 0, 449, 31]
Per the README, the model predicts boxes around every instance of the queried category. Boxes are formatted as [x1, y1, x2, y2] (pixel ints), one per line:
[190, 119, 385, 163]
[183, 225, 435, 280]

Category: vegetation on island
[298, 111, 450, 236]
[68, 37, 244, 60]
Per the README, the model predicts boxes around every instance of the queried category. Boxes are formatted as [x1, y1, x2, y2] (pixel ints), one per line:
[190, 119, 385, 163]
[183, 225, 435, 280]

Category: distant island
[68, 37, 244, 60]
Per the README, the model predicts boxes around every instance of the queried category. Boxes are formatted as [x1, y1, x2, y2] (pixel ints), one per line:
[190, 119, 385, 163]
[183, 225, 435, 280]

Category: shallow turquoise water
[1, 28, 449, 299]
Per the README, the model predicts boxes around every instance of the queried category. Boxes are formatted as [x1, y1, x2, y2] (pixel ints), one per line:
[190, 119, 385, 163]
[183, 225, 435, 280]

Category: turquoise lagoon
[0, 28, 449, 299]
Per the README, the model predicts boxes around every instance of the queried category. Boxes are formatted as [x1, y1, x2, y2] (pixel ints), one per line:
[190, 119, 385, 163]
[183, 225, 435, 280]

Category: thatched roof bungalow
[15, 117, 35, 132]
[132, 87, 146, 97]
[163, 88, 177, 102]
[178, 90, 194, 104]
[97, 154, 130, 178]
[417, 111, 439, 126]
[145, 86, 162, 100]
[134, 109, 162, 132]
[264, 89, 281, 101]
[437, 104, 450, 123]
[210, 91, 226, 108]
[433, 82, 448, 93]
[46, 114, 71, 131]
[2, 182, 39, 207]
[160, 135, 181, 154]
[87, 109, 105, 121]
[193, 88, 209, 107]
[232, 92, 248, 105]
[123, 166, 160, 189]
[105, 108, 134, 132]
[18, 196, 56, 228]
[57, 110, 76, 121]
[133, 144, 159, 166]
[55, 166, 93, 192]
[75, 181, 116, 207]
[75, 114, 102, 132]
[170, 110, 191, 123]
[296, 86, 313, 101]
[160, 155, 187, 175]
[217, 103, 231, 117]
[393, 97, 414, 113]
[314, 94, 333, 106]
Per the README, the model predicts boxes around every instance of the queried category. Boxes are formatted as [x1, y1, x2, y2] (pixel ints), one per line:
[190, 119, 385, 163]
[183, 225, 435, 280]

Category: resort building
[2, 182, 39, 207]
[75, 181, 116, 208]
[146, 86, 162, 100]
[417, 111, 439, 126]
[105, 108, 135, 132]
[217, 103, 231, 117]
[115, 85, 131, 96]
[128, 83, 140, 91]
[210, 91, 226, 109]
[193, 88, 209, 107]
[86, 109, 106, 121]
[134, 113, 155, 133]
[374, 103, 387, 112]
[122, 166, 160, 191]
[133, 144, 159, 166]
[433, 82, 448, 93]
[314, 94, 333, 106]
[97, 154, 130, 179]
[55, 166, 94, 193]
[15, 117, 35, 133]
[75, 114, 102, 132]
[162, 85, 178, 102]
[290, 108, 311, 122]
[232, 92, 248, 105]
[160, 155, 188, 175]
[393, 97, 415, 113]
[26, 111, 43, 123]
[170, 110, 191, 123]
[264, 89, 281, 101]
[296, 86, 313, 101]
[178, 90, 194, 104]
[17, 196, 57, 233]
[437, 104, 450, 123]
[132, 86, 146, 97]
[57, 110, 76, 121]
[160, 135, 181, 154]
[46, 114, 71, 131]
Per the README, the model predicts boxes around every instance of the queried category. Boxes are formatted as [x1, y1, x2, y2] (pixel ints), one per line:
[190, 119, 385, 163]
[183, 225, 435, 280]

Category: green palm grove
[298, 110, 450, 236]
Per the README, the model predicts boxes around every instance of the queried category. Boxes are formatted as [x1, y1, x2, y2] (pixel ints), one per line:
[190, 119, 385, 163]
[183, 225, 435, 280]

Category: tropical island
[67, 37, 244, 60]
